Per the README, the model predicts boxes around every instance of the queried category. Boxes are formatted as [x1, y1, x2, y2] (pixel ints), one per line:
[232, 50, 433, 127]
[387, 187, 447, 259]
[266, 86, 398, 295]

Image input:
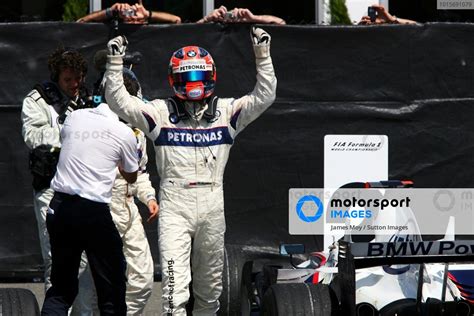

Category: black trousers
[41, 192, 127, 316]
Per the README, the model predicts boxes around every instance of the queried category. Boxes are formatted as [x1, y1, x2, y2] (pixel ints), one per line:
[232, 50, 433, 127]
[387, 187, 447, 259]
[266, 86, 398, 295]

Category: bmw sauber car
[242, 181, 474, 316]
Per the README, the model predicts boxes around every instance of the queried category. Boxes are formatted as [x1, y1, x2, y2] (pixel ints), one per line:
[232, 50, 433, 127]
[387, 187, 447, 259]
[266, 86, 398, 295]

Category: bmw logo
[169, 113, 180, 124]
[207, 110, 221, 123]
[187, 50, 197, 57]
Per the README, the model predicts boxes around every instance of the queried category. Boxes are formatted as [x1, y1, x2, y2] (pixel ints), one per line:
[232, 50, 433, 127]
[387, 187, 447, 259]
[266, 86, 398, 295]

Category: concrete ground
[0, 282, 163, 315]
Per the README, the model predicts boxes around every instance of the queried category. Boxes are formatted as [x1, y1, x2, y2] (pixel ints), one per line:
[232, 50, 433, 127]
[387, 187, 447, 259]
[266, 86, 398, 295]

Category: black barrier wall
[1, 22, 474, 274]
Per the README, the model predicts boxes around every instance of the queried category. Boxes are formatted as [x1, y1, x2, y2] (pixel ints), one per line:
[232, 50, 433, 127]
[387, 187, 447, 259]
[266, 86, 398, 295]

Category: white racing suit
[105, 42, 276, 315]
[21, 87, 64, 291]
[72, 128, 155, 316]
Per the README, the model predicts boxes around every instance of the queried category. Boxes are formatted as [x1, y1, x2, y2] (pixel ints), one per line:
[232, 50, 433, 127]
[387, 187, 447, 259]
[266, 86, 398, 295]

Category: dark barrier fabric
[1, 22, 474, 274]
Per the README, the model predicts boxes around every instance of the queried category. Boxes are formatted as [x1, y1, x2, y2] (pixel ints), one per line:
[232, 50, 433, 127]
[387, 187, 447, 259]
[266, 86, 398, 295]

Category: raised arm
[228, 27, 277, 135]
[105, 36, 162, 136]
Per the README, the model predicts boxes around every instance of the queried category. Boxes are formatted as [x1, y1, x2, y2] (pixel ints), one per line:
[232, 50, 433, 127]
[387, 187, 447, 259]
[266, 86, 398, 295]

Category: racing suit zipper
[191, 119, 216, 191]
[193, 122, 198, 181]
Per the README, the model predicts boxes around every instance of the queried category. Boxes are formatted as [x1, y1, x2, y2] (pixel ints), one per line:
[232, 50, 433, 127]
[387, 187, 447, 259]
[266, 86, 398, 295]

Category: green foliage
[330, 0, 352, 25]
[62, 0, 88, 22]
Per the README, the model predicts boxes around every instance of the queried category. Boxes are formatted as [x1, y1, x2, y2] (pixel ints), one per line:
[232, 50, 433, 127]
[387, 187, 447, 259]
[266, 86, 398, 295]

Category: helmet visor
[172, 71, 214, 84]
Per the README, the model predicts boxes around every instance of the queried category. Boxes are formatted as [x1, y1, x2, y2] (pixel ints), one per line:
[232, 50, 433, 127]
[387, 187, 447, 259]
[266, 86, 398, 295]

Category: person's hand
[147, 199, 159, 222]
[110, 3, 131, 12]
[251, 27, 271, 46]
[251, 27, 271, 59]
[372, 4, 397, 23]
[232, 8, 255, 22]
[358, 16, 371, 25]
[198, 5, 228, 23]
[110, 3, 133, 20]
[107, 35, 128, 56]
[126, 4, 149, 24]
[358, 4, 397, 25]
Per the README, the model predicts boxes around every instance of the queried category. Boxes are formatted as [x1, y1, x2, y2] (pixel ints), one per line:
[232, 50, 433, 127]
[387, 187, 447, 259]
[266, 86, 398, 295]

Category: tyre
[218, 245, 247, 316]
[0, 288, 40, 316]
[262, 283, 333, 316]
[379, 298, 417, 316]
[255, 265, 279, 303]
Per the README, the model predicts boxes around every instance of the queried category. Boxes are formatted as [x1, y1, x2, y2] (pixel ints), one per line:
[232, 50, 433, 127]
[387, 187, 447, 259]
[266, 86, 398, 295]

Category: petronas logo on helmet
[179, 64, 206, 72]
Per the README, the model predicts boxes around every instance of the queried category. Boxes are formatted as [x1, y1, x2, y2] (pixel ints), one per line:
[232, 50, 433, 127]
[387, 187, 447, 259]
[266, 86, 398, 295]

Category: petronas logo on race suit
[154, 127, 234, 147]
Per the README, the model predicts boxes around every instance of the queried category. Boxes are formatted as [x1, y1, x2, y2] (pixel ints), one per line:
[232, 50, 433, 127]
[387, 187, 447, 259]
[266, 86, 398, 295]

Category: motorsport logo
[295, 195, 323, 222]
[294, 193, 410, 222]
[289, 189, 474, 235]
[328, 195, 411, 219]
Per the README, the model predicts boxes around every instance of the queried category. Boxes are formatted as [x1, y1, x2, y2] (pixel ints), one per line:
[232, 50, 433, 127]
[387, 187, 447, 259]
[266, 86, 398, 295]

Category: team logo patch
[187, 50, 197, 57]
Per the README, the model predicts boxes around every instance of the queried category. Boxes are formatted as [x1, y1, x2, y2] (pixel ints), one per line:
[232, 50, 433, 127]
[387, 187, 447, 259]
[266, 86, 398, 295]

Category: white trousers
[159, 185, 226, 316]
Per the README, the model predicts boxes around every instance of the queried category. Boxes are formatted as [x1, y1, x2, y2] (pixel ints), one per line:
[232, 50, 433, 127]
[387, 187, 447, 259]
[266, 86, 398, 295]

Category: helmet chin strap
[184, 100, 208, 121]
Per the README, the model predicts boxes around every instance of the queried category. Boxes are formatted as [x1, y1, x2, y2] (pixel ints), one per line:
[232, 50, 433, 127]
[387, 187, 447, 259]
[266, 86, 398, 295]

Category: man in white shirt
[41, 103, 139, 316]
[72, 70, 158, 316]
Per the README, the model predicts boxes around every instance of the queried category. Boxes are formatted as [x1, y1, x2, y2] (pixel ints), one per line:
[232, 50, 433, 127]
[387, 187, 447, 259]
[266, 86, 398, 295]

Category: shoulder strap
[203, 96, 219, 123]
[33, 82, 63, 106]
[167, 97, 188, 124]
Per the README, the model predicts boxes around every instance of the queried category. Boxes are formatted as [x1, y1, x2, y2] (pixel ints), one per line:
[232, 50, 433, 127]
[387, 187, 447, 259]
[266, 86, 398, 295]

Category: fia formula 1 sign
[323, 135, 388, 248]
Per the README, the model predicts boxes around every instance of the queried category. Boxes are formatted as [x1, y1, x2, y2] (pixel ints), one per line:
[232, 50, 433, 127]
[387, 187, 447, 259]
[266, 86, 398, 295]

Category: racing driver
[104, 27, 276, 315]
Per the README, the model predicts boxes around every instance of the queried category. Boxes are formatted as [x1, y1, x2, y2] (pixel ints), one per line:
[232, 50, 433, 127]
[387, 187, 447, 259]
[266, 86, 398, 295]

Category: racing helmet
[168, 46, 216, 101]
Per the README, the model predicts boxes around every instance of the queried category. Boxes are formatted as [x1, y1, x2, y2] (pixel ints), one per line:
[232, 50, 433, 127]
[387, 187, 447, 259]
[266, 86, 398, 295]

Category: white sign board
[324, 135, 388, 248]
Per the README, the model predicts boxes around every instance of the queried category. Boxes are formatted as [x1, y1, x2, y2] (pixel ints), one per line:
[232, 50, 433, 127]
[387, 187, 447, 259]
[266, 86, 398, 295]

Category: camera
[122, 8, 136, 17]
[224, 11, 234, 21]
[368, 7, 377, 23]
